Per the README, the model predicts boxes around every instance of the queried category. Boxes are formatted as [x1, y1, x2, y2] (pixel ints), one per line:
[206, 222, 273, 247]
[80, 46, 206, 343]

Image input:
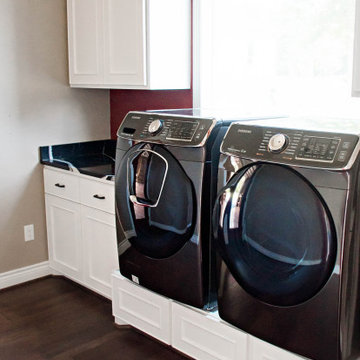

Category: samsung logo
[237, 129, 252, 134]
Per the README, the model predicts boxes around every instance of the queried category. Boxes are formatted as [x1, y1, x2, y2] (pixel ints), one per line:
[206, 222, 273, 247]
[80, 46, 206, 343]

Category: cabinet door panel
[82, 206, 118, 299]
[103, 0, 147, 85]
[45, 195, 83, 282]
[67, 0, 103, 85]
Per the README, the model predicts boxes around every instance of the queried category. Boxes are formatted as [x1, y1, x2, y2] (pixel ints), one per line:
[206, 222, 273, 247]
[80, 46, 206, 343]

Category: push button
[342, 141, 351, 149]
[337, 150, 348, 162]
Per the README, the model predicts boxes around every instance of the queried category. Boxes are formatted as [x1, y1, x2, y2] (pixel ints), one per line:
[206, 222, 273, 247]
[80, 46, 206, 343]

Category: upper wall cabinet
[67, 0, 191, 89]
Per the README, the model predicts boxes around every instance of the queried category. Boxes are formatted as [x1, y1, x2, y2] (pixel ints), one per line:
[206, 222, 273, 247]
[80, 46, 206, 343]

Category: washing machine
[115, 109, 275, 309]
[212, 118, 360, 360]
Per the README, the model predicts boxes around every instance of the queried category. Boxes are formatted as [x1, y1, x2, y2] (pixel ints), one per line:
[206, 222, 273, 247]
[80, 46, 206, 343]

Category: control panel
[221, 123, 359, 169]
[117, 112, 216, 147]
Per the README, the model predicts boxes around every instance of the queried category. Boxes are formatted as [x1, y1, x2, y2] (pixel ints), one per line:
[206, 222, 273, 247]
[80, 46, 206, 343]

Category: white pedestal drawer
[112, 272, 172, 345]
[172, 302, 248, 360]
[248, 336, 306, 360]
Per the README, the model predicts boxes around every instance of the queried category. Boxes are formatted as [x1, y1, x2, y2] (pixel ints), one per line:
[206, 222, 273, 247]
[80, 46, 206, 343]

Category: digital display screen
[123, 127, 136, 134]
[297, 136, 340, 161]
[304, 138, 331, 155]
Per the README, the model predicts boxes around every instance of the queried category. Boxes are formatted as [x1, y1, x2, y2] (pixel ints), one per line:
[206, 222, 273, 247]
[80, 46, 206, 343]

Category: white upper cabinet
[67, 0, 191, 89]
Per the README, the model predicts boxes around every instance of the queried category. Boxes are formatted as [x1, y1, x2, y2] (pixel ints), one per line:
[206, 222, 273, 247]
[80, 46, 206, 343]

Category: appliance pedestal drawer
[172, 302, 248, 360]
[248, 337, 306, 360]
[112, 271, 172, 345]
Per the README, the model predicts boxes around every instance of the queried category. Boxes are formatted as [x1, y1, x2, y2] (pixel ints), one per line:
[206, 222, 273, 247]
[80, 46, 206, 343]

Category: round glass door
[213, 163, 337, 306]
[116, 143, 196, 259]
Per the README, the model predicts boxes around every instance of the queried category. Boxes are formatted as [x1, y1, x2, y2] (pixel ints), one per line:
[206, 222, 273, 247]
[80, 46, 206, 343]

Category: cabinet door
[249, 337, 305, 360]
[45, 195, 83, 282]
[67, 0, 103, 85]
[103, 0, 147, 86]
[82, 206, 118, 299]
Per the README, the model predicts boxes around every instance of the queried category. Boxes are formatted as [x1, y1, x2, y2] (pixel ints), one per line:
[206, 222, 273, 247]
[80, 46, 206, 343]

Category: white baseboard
[0, 261, 51, 290]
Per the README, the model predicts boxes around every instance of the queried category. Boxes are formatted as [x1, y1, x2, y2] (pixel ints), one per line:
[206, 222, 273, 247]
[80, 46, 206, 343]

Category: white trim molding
[192, 0, 201, 108]
[192, 0, 215, 109]
[0, 261, 51, 290]
[353, 0, 360, 96]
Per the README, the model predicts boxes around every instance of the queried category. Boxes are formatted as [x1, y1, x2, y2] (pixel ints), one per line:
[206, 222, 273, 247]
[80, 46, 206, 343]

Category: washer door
[213, 163, 337, 306]
[116, 143, 196, 259]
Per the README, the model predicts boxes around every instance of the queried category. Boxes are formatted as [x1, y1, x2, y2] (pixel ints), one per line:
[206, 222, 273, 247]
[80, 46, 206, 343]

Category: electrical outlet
[24, 224, 34, 242]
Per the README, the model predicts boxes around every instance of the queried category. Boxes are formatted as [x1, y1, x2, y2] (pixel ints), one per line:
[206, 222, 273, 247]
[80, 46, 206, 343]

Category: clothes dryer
[213, 118, 360, 359]
[115, 109, 275, 309]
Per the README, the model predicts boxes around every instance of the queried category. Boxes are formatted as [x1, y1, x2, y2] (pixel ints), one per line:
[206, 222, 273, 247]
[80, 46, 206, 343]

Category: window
[196, 0, 360, 118]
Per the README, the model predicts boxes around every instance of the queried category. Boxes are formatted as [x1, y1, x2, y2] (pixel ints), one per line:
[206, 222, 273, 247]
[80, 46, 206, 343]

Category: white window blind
[196, 0, 360, 118]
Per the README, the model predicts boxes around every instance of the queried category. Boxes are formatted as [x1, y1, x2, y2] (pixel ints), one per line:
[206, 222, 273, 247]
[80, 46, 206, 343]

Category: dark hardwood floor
[0, 277, 189, 360]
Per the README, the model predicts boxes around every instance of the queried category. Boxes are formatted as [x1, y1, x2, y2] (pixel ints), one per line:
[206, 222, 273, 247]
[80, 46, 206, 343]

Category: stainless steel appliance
[212, 117, 360, 360]
[115, 109, 274, 309]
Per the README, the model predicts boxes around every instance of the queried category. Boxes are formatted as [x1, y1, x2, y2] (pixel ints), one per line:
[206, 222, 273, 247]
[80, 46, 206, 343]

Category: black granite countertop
[40, 139, 116, 180]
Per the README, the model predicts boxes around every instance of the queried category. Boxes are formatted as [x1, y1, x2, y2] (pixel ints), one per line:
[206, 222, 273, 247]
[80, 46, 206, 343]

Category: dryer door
[213, 163, 337, 306]
[116, 143, 196, 259]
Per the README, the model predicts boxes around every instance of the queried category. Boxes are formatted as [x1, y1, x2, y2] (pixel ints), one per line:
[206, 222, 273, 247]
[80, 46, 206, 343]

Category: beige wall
[0, 0, 110, 273]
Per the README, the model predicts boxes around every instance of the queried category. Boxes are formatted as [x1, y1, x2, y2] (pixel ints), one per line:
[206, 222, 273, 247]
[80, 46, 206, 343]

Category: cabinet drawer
[248, 336, 306, 360]
[44, 168, 80, 201]
[80, 178, 115, 214]
[112, 272, 171, 345]
[172, 302, 248, 360]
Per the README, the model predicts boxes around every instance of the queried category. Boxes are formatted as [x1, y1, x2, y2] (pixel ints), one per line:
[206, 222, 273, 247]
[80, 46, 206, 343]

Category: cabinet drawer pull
[55, 183, 65, 188]
[93, 194, 106, 200]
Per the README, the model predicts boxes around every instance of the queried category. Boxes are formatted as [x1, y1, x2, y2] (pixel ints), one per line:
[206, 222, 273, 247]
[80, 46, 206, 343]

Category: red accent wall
[110, 89, 193, 139]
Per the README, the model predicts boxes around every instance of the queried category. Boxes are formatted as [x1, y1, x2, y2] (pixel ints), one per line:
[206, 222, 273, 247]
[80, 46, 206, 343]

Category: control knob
[148, 119, 163, 135]
[268, 133, 289, 153]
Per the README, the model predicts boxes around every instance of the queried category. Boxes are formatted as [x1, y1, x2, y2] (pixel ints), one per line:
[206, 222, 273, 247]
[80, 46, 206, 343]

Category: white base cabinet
[44, 166, 118, 299]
